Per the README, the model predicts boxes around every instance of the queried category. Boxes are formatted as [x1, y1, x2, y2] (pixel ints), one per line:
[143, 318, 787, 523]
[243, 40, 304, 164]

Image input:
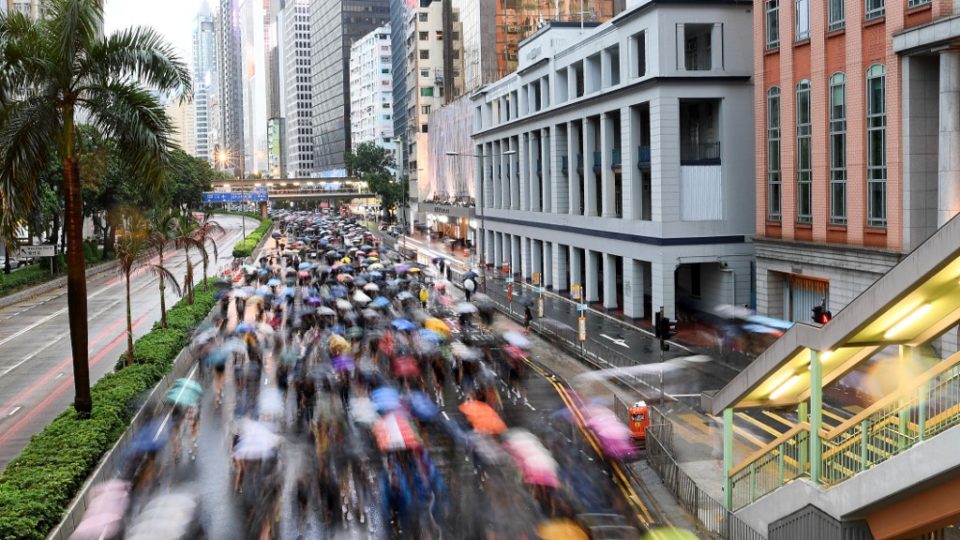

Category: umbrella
[405, 391, 439, 421]
[391, 355, 420, 378]
[349, 396, 379, 425]
[584, 405, 637, 460]
[423, 318, 450, 336]
[204, 349, 230, 367]
[272, 232, 282, 239]
[464, 270, 479, 280]
[371, 296, 390, 309]
[397, 291, 414, 301]
[371, 386, 402, 413]
[536, 520, 589, 540]
[450, 341, 483, 361]
[713, 303, 755, 320]
[318, 305, 337, 316]
[266, 278, 280, 287]
[397, 264, 411, 274]
[363, 282, 380, 292]
[502, 331, 531, 349]
[165, 379, 202, 408]
[332, 354, 355, 373]
[459, 400, 508, 435]
[336, 299, 353, 311]
[212, 280, 232, 291]
[298, 270, 310, 278]
[235, 322, 257, 335]
[126, 419, 168, 456]
[346, 326, 364, 339]
[305, 295, 324, 306]
[455, 302, 479, 314]
[743, 323, 784, 336]
[373, 412, 422, 452]
[417, 328, 443, 344]
[391, 318, 416, 332]
[233, 419, 280, 460]
[258, 387, 284, 418]
[69, 480, 130, 540]
[353, 291, 372, 304]
[298, 262, 312, 270]
[328, 334, 350, 355]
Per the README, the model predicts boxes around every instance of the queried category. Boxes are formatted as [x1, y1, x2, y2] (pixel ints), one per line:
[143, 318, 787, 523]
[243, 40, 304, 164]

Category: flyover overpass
[209, 177, 374, 202]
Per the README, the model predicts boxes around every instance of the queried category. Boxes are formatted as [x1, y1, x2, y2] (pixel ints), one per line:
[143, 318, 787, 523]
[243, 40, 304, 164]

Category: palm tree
[0, 1, 191, 415]
[173, 213, 203, 304]
[194, 213, 225, 290]
[150, 207, 178, 328]
[114, 209, 181, 365]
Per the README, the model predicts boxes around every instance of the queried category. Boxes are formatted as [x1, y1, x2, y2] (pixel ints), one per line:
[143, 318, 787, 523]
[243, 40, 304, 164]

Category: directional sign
[578, 316, 587, 342]
[577, 303, 587, 312]
[201, 189, 268, 204]
[505, 276, 514, 283]
[532, 272, 541, 286]
[571, 284, 581, 301]
[537, 296, 544, 318]
[17, 245, 55, 257]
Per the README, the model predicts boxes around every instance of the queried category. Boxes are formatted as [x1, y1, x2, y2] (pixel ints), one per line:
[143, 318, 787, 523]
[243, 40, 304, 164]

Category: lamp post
[445, 149, 516, 291]
[218, 149, 247, 237]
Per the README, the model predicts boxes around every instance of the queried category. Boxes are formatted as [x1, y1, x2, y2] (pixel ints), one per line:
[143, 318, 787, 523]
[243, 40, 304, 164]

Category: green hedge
[0, 280, 222, 539]
[231, 217, 272, 258]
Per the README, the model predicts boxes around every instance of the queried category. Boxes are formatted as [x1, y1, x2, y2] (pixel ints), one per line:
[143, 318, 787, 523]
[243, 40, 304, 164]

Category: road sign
[578, 316, 587, 342]
[577, 303, 587, 312]
[201, 189, 268, 204]
[505, 276, 514, 283]
[537, 296, 544, 318]
[532, 272, 540, 286]
[17, 245, 55, 257]
[572, 284, 581, 301]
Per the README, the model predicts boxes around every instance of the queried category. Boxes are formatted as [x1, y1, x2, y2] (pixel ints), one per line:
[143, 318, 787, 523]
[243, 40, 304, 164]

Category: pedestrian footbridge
[704, 214, 960, 539]
[209, 177, 373, 202]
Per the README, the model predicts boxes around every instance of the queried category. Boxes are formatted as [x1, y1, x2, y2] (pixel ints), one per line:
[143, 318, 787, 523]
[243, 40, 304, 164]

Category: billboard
[201, 188, 268, 203]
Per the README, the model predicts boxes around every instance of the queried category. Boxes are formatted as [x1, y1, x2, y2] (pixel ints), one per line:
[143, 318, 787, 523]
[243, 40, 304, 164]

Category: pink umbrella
[585, 406, 638, 460]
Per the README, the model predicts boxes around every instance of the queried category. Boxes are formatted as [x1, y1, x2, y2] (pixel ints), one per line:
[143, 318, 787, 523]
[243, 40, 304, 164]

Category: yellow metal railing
[728, 354, 960, 510]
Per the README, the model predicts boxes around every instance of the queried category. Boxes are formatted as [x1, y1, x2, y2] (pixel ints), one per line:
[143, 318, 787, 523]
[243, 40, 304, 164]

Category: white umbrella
[336, 299, 353, 311]
[455, 302, 479, 314]
[502, 331, 531, 349]
[233, 419, 280, 460]
[349, 396, 379, 425]
[318, 306, 336, 316]
[363, 282, 380, 292]
[353, 291, 372, 305]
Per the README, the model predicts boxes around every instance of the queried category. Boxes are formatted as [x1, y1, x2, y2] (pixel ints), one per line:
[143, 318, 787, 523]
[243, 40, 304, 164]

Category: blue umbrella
[418, 328, 442, 344]
[235, 322, 257, 334]
[391, 319, 416, 332]
[298, 262, 311, 270]
[330, 285, 348, 298]
[341, 265, 355, 274]
[272, 232, 282, 239]
[204, 349, 230, 367]
[371, 386, 402, 413]
[406, 391, 439, 421]
[267, 278, 281, 287]
[464, 271, 479, 280]
[371, 296, 390, 309]
[125, 419, 168, 456]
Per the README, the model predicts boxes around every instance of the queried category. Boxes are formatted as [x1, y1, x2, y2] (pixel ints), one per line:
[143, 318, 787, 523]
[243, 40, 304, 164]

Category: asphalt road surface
[0, 214, 253, 469]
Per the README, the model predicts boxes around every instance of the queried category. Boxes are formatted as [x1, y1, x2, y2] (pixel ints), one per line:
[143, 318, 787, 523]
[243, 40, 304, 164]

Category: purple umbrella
[332, 354, 355, 373]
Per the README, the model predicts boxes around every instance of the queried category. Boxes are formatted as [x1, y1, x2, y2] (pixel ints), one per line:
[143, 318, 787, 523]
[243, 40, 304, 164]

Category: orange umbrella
[537, 519, 589, 540]
[459, 400, 507, 435]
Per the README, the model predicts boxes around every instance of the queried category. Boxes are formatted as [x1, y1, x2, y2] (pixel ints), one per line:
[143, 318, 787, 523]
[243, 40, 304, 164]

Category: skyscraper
[280, 0, 314, 177]
[216, 0, 245, 176]
[389, 0, 409, 177]
[310, 0, 390, 177]
[192, 2, 217, 163]
[349, 24, 394, 155]
[240, 0, 267, 175]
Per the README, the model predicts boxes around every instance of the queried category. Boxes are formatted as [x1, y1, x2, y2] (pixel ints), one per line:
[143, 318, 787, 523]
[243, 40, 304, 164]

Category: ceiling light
[770, 375, 801, 401]
[883, 303, 932, 339]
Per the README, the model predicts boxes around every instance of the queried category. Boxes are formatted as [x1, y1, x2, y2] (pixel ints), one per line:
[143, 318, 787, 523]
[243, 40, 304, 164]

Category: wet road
[0, 214, 253, 469]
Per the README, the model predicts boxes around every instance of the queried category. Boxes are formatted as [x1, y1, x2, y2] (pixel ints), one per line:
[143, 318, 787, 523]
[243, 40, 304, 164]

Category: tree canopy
[344, 142, 406, 218]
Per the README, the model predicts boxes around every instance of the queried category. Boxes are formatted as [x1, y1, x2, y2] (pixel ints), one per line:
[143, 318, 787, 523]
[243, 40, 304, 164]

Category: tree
[114, 208, 180, 365]
[194, 213, 224, 289]
[344, 143, 405, 219]
[150, 207, 179, 328]
[0, 0, 191, 415]
[173, 213, 203, 304]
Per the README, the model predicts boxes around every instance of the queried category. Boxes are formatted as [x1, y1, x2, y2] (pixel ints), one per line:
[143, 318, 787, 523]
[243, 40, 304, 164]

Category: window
[829, 73, 846, 225]
[420, 86, 434, 97]
[867, 64, 887, 227]
[796, 80, 812, 224]
[419, 31, 428, 41]
[419, 49, 429, 60]
[683, 24, 712, 70]
[418, 12, 427, 22]
[795, 0, 809, 40]
[828, 0, 844, 30]
[767, 87, 782, 221]
[866, 0, 884, 19]
[421, 105, 430, 115]
[421, 69, 429, 77]
[909, 0, 931, 7]
[765, 0, 780, 49]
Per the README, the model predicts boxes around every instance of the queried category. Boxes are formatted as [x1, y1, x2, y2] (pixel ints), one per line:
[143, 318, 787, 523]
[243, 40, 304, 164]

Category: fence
[645, 415, 766, 540]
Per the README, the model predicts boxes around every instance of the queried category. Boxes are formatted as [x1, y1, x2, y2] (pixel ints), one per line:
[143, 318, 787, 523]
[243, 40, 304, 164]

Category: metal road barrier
[645, 413, 767, 540]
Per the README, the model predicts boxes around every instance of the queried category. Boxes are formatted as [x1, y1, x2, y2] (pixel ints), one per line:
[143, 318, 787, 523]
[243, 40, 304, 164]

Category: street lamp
[217, 148, 247, 236]
[445, 149, 516, 291]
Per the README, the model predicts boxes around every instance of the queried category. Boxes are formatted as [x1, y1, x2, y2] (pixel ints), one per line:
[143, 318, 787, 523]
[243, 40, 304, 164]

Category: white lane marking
[7, 406, 21, 416]
[441, 411, 450, 421]
[54, 372, 64, 379]
[524, 401, 536, 411]
[599, 333, 630, 349]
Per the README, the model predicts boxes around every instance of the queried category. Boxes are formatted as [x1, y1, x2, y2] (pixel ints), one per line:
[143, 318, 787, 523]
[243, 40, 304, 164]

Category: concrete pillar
[601, 48, 612, 88]
[493, 232, 503, 266]
[603, 253, 618, 309]
[532, 240, 543, 281]
[584, 118, 598, 216]
[621, 106, 637, 220]
[541, 128, 552, 212]
[474, 143, 484, 211]
[511, 235, 521, 276]
[510, 136, 520, 210]
[481, 144, 492, 210]
[585, 250, 600, 302]
[543, 242, 553, 288]
[711, 23, 723, 71]
[675, 24, 686, 71]
[567, 121, 581, 216]
[501, 139, 510, 209]
[570, 247, 583, 293]
[624, 258, 646, 319]
[810, 350, 823, 484]
[522, 237, 532, 280]
[552, 243, 568, 291]
[485, 229, 495, 267]
[940, 50, 960, 226]
[651, 260, 676, 319]
[601, 112, 615, 217]
[492, 141, 502, 209]
[567, 65, 577, 99]
[519, 133, 529, 211]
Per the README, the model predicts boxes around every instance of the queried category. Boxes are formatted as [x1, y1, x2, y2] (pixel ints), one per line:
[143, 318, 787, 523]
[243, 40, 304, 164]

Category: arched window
[829, 73, 847, 224]
[866, 65, 886, 227]
[767, 87, 782, 221]
[796, 80, 812, 224]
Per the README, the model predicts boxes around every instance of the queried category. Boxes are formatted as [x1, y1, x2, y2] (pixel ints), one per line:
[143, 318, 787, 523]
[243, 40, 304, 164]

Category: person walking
[463, 277, 475, 302]
[523, 305, 533, 334]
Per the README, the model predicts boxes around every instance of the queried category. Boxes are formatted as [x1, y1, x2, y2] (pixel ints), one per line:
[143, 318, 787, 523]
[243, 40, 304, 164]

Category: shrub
[0, 278, 224, 540]
[231, 217, 273, 258]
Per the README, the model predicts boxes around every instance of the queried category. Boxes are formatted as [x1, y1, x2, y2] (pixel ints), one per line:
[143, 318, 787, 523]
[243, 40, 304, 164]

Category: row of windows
[767, 65, 886, 227]
[765, 0, 927, 49]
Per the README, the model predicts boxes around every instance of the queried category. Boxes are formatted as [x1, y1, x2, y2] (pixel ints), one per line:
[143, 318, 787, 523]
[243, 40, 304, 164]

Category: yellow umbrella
[536, 519, 588, 540]
[642, 528, 700, 540]
[424, 318, 450, 337]
[341, 256, 352, 264]
[328, 334, 350, 355]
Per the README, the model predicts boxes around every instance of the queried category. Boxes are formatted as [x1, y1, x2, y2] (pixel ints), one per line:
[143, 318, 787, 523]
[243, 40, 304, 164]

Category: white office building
[471, 0, 754, 320]
[279, 0, 314, 177]
[349, 24, 395, 156]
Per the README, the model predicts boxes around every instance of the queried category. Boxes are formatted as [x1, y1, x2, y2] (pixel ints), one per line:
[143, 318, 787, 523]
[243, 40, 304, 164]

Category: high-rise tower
[192, 2, 217, 163]
[216, 0, 246, 176]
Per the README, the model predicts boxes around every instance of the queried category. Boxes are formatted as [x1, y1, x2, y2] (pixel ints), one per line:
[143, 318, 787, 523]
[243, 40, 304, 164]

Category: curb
[0, 259, 118, 311]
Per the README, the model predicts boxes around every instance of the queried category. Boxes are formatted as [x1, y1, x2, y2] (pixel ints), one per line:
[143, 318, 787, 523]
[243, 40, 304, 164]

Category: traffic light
[812, 301, 832, 325]
[655, 309, 678, 351]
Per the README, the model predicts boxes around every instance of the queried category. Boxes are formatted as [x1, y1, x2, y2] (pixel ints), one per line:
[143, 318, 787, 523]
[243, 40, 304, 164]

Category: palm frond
[0, 95, 60, 220]
[81, 25, 192, 101]
[47, 0, 101, 80]
[151, 264, 182, 297]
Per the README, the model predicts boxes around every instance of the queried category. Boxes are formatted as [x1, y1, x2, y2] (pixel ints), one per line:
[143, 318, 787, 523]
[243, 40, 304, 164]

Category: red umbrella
[459, 400, 508, 435]
[373, 412, 422, 452]
[392, 355, 420, 378]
